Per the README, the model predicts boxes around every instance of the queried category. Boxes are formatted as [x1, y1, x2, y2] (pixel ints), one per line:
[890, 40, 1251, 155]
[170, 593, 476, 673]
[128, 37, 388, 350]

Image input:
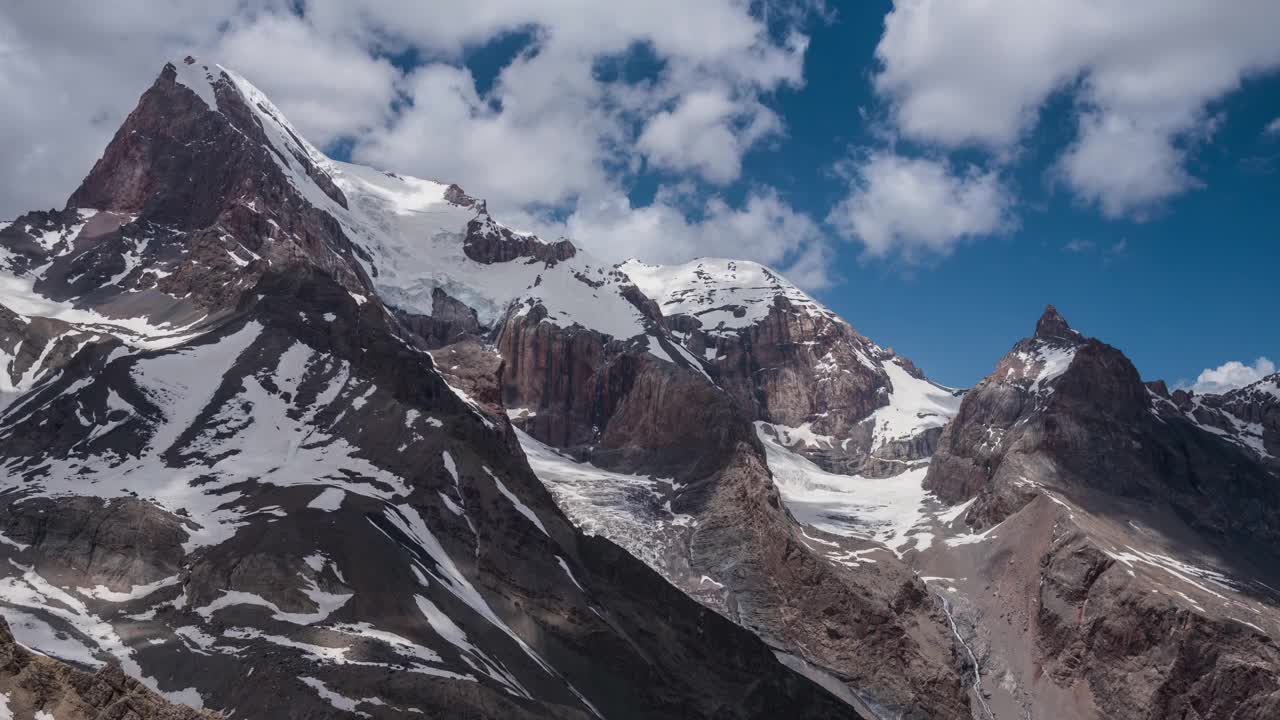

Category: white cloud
[637, 90, 781, 184]
[301, 0, 807, 84]
[1184, 357, 1276, 394]
[872, 0, 1280, 217]
[0, 0, 244, 216]
[353, 61, 616, 209]
[210, 14, 401, 147]
[340, 2, 824, 274]
[527, 186, 836, 289]
[349, 1, 808, 212]
[1057, 110, 1198, 218]
[874, 1, 1077, 148]
[827, 151, 1014, 259]
[1266, 117, 1280, 136]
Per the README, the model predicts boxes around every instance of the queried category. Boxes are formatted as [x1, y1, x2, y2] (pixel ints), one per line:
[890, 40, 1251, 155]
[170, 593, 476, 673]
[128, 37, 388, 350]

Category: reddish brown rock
[0, 616, 218, 720]
[494, 294, 972, 718]
[463, 213, 576, 265]
[918, 306, 1280, 718]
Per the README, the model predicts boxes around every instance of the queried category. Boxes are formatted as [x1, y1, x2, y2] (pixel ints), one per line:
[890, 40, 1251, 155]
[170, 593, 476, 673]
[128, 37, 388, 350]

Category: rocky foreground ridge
[0, 616, 216, 719]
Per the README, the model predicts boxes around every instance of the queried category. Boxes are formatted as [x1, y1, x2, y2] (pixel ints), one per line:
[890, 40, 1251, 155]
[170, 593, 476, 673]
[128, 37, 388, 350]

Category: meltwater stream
[937, 593, 994, 720]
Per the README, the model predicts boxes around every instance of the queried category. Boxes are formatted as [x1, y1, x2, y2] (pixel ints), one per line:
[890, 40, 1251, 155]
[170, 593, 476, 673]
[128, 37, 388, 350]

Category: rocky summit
[0, 58, 1276, 720]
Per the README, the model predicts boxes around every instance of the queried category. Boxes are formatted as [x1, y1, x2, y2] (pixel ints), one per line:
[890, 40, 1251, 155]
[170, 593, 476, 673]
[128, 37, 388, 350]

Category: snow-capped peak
[166, 59, 654, 342]
[620, 257, 838, 334]
[325, 161, 650, 339]
[1221, 372, 1280, 403]
[168, 56, 220, 112]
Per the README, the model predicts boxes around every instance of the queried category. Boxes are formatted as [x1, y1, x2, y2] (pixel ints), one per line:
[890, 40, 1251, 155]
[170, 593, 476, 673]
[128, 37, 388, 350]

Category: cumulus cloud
[827, 152, 1014, 259]
[1057, 110, 1200, 218]
[0, 0, 244, 216]
[637, 91, 782, 184]
[349, 1, 808, 212]
[210, 14, 401, 147]
[1184, 357, 1276, 394]
[872, 0, 1280, 217]
[353, 61, 616, 210]
[517, 185, 837, 288]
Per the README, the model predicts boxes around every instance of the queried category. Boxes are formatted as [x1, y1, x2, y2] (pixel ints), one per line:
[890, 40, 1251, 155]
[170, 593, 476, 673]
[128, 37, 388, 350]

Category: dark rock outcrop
[394, 288, 484, 348]
[464, 213, 576, 265]
[926, 305, 1280, 548]
[0, 616, 217, 719]
[51, 58, 366, 317]
[1034, 303, 1076, 340]
[1035, 528, 1280, 720]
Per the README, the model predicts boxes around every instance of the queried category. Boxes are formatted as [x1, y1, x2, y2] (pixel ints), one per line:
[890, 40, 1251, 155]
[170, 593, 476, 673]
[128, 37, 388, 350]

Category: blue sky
[788, 7, 1280, 388]
[2, 1, 1277, 389]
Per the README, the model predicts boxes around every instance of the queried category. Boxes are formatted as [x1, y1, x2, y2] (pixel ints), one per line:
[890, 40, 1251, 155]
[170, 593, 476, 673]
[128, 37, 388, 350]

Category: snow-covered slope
[516, 429, 701, 590]
[323, 162, 651, 339]
[865, 358, 963, 451]
[618, 257, 963, 476]
[209, 64, 654, 343]
[621, 257, 838, 334]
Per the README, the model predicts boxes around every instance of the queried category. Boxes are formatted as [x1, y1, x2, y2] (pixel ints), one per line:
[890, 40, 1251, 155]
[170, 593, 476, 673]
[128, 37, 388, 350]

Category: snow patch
[308, 487, 346, 511]
[484, 466, 548, 536]
[866, 359, 963, 449]
[170, 58, 220, 111]
[517, 429, 695, 585]
[621, 257, 837, 333]
[76, 574, 181, 603]
[758, 423, 932, 554]
[556, 556, 585, 592]
[299, 677, 371, 718]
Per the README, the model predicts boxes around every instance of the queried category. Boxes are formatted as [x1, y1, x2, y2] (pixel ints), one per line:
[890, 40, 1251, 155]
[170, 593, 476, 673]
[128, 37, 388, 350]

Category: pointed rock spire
[1034, 304, 1076, 340]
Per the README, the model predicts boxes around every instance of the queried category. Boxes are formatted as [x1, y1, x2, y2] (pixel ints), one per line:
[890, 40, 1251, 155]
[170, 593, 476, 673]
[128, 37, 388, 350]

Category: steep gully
[937, 592, 993, 720]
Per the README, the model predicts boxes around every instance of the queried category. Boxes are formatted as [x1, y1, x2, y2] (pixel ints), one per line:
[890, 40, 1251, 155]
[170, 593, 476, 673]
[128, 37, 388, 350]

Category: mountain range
[0, 57, 1276, 720]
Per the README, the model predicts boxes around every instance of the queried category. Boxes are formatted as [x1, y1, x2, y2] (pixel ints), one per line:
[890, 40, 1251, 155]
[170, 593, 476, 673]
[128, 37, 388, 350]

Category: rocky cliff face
[621, 258, 963, 478]
[915, 306, 1280, 719]
[492, 265, 973, 716]
[925, 305, 1280, 546]
[0, 59, 858, 720]
[1154, 372, 1280, 475]
[0, 616, 216, 720]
